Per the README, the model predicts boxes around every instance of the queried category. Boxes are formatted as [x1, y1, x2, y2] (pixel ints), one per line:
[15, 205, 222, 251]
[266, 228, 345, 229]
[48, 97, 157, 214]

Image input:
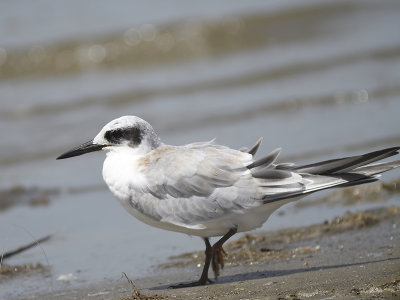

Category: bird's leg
[211, 227, 237, 279]
[170, 238, 213, 288]
[170, 227, 237, 288]
[198, 238, 213, 285]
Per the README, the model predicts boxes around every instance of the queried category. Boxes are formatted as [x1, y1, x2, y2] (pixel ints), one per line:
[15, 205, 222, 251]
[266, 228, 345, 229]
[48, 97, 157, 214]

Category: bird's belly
[114, 190, 299, 238]
[106, 188, 200, 235]
[197, 198, 297, 237]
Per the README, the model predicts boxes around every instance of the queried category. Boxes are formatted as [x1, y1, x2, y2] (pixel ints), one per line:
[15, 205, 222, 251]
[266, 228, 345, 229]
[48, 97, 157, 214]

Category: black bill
[57, 140, 106, 160]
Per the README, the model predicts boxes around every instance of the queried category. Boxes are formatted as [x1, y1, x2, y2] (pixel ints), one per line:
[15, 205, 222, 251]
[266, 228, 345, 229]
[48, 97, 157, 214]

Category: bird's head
[57, 116, 161, 160]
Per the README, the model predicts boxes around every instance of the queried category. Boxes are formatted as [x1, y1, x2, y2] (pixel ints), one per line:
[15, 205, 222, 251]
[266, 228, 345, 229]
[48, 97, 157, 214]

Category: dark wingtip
[247, 137, 263, 156]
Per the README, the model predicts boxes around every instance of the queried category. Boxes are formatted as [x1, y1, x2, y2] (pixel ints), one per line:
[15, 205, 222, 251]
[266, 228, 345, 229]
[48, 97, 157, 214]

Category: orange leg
[212, 246, 226, 278]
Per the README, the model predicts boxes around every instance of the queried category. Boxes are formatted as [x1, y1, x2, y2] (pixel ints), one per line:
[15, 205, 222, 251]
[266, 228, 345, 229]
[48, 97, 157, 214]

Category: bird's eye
[113, 129, 123, 139]
[104, 126, 142, 146]
[105, 129, 123, 143]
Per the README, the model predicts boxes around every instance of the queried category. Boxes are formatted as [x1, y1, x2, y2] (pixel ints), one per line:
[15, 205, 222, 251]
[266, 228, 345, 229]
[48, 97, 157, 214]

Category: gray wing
[143, 142, 252, 199]
[136, 142, 400, 229]
[137, 142, 260, 228]
[136, 142, 306, 229]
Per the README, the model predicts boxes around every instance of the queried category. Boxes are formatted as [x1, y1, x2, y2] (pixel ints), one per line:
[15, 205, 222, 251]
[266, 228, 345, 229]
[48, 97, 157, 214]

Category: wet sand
[15, 206, 399, 300]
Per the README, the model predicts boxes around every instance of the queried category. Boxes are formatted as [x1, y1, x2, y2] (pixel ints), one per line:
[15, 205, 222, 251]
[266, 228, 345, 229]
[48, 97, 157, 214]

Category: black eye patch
[105, 127, 142, 146]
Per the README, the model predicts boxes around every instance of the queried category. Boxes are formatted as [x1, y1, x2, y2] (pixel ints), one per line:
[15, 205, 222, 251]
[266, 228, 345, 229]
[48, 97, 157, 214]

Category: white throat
[102, 145, 148, 202]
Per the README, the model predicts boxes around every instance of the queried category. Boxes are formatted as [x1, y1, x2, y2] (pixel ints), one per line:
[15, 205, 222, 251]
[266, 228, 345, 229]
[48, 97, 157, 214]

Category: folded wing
[135, 141, 399, 229]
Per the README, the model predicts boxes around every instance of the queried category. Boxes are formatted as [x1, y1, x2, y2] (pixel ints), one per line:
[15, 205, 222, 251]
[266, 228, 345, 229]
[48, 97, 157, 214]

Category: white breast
[102, 147, 147, 202]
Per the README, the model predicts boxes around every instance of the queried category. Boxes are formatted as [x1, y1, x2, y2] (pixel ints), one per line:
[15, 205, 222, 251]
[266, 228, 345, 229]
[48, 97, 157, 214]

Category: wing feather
[132, 144, 400, 231]
[135, 143, 264, 227]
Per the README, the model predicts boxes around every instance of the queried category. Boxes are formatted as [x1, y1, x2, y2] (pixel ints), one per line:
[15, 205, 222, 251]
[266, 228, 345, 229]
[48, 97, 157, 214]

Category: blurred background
[1, 0, 400, 297]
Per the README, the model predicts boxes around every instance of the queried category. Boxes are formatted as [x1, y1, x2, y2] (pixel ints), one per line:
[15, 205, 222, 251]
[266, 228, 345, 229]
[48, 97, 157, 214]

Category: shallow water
[1, 0, 400, 298]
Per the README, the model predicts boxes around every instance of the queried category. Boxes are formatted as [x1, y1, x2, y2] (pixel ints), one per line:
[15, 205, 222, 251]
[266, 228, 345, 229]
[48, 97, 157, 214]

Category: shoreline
[12, 206, 399, 300]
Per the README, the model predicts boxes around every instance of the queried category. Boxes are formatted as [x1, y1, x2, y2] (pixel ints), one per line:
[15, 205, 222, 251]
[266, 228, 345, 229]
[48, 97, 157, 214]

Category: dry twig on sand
[1, 233, 53, 261]
[121, 272, 164, 300]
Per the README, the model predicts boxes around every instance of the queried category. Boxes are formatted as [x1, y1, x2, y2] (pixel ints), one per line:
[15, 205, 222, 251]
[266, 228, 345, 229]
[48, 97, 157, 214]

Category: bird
[57, 115, 400, 288]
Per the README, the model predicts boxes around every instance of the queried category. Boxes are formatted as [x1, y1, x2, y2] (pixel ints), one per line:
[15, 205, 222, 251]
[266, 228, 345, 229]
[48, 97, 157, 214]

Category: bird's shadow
[151, 256, 399, 290]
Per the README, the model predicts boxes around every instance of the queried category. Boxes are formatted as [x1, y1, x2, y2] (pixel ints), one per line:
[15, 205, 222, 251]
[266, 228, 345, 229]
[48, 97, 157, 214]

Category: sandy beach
[12, 205, 398, 300]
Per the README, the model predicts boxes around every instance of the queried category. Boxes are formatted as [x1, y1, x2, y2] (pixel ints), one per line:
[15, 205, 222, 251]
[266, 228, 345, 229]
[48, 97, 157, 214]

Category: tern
[57, 116, 400, 287]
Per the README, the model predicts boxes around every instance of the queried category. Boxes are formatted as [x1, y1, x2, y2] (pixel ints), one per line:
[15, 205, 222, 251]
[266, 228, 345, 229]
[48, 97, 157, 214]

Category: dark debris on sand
[0, 262, 47, 280]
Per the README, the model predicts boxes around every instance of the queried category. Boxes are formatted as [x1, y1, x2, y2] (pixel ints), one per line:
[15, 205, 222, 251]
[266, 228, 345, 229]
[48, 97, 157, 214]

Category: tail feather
[335, 176, 379, 187]
[352, 160, 400, 176]
[261, 147, 400, 204]
[292, 147, 400, 174]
